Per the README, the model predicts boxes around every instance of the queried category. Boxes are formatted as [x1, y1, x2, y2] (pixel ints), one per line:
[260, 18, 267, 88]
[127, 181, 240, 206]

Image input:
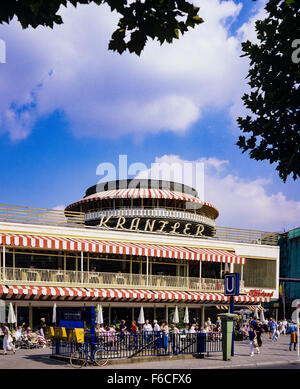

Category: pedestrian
[36, 324, 47, 348]
[256, 320, 263, 347]
[130, 320, 138, 334]
[216, 316, 221, 328]
[282, 318, 288, 334]
[170, 324, 180, 354]
[143, 319, 153, 345]
[188, 324, 196, 334]
[268, 317, 273, 339]
[181, 324, 189, 334]
[153, 320, 160, 332]
[207, 317, 212, 327]
[270, 318, 278, 341]
[143, 319, 153, 333]
[160, 321, 169, 352]
[287, 321, 298, 351]
[250, 316, 257, 329]
[129, 321, 138, 350]
[248, 325, 260, 356]
[2, 323, 16, 355]
[201, 323, 209, 333]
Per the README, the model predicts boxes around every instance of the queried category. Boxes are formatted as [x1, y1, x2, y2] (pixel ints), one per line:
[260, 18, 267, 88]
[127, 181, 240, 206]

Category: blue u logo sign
[225, 277, 234, 293]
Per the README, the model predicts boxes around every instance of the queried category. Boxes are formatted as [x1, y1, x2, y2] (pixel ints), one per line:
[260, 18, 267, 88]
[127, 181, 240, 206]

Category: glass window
[202, 262, 221, 279]
[243, 258, 276, 288]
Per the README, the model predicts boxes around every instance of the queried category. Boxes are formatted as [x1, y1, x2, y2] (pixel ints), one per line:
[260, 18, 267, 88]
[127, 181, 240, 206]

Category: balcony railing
[0, 267, 246, 292]
[0, 204, 279, 245]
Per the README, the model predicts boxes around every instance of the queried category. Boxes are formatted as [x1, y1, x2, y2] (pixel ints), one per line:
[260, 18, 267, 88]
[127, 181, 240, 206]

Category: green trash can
[219, 313, 238, 361]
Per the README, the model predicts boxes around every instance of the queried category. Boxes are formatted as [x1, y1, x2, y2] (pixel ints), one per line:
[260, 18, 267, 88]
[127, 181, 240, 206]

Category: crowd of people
[238, 317, 299, 356]
[0, 318, 48, 354]
[1, 314, 299, 356]
[94, 315, 299, 356]
[95, 316, 223, 338]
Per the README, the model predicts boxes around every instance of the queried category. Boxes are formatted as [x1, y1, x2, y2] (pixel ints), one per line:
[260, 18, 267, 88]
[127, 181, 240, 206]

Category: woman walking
[256, 320, 263, 348]
[2, 323, 16, 355]
[248, 325, 260, 356]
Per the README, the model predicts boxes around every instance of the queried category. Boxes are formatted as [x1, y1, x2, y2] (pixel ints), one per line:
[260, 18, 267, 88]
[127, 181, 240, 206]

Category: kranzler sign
[94, 214, 214, 237]
[249, 289, 274, 297]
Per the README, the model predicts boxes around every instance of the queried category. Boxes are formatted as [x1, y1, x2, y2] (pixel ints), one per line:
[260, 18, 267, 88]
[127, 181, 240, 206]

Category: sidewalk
[98, 333, 300, 369]
[0, 333, 299, 369]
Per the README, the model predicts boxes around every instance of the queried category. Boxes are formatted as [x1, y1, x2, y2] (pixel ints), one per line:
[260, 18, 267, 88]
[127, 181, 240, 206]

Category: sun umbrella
[254, 306, 258, 319]
[52, 303, 57, 324]
[7, 303, 16, 324]
[96, 304, 104, 325]
[183, 306, 189, 324]
[138, 306, 145, 325]
[173, 306, 179, 324]
[0, 300, 5, 323]
[259, 305, 265, 322]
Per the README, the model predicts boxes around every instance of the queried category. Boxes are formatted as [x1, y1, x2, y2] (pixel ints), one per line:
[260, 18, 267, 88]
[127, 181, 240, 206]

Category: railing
[0, 267, 244, 292]
[0, 204, 84, 226]
[52, 332, 222, 359]
[0, 204, 279, 245]
[214, 226, 279, 245]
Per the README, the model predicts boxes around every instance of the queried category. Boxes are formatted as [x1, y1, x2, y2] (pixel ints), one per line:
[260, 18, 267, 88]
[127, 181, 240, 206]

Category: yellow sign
[74, 328, 84, 343]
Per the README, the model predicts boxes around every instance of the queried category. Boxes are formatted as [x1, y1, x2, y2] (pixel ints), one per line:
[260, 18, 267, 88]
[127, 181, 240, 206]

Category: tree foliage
[0, 0, 204, 55]
[237, 0, 300, 182]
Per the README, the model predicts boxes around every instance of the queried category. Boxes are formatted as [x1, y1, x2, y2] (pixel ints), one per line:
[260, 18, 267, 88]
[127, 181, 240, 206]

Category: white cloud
[52, 205, 65, 211]
[0, 0, 266, 140]
[229, 0, 267, 128]
[136, 154, 300, 232]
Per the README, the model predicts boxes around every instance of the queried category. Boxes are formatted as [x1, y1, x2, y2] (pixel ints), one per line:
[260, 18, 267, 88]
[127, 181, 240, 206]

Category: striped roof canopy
[0, 285, 271, 303]
[65, 188, 219, 217]
[0, 233, 246, 264]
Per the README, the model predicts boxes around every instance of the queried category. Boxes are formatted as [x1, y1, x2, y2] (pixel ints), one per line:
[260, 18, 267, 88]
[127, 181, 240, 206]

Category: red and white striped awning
[0, 233, 245, 264]
[66, 188, 218, 215]
[216, 305, 229, 310]
[0, 285, 271, 303]
[247, 305, 265, 311]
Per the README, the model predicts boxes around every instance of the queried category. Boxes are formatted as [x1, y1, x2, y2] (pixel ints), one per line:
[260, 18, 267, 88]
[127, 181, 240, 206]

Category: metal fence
[0, 203, 278, 246]
[52, 331, 222, 360]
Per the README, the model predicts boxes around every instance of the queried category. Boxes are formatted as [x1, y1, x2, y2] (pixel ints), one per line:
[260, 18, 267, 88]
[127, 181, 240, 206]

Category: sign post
[224, 273, 240, 357]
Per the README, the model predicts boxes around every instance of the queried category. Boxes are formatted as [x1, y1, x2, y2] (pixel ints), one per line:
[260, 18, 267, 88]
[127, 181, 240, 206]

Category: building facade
[279, 227, 300, 318]
[0, 179, 279, 328]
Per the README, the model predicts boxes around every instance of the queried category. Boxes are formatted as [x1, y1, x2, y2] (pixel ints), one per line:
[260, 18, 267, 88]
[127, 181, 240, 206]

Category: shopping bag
[6, 335, 14, 351]
[254, 340, 258, 348]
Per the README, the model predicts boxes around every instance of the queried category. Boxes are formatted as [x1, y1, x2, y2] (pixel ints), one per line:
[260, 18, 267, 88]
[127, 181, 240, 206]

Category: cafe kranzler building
[0, 179, 279, 328]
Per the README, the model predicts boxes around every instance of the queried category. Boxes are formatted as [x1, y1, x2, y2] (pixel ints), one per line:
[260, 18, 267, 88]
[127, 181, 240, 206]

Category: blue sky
[0, 0, 299, 232]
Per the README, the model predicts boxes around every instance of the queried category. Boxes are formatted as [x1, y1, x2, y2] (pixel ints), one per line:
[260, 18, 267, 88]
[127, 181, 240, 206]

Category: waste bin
[219, 313, 238, 361]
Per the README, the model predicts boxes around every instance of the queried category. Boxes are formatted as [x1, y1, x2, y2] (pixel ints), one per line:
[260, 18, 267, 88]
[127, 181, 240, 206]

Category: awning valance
[66, 188, 218, 215]
[0, 233, 245, 264]
[0, 285, 270, 303]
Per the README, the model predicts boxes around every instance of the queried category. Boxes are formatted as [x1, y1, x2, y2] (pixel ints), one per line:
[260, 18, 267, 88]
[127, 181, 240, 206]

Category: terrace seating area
[1, 266, 241, 292]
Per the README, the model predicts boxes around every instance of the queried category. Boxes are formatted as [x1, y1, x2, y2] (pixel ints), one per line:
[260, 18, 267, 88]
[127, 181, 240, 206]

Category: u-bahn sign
[224, 273, 240, 296]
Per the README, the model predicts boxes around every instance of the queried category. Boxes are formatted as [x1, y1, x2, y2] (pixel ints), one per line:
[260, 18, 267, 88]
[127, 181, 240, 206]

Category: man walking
[287, 321, 298, 351]
[270, 318, 278, 341]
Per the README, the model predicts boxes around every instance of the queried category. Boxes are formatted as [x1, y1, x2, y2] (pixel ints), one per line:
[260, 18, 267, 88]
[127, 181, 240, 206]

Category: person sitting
[13, 326, 22, 342]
